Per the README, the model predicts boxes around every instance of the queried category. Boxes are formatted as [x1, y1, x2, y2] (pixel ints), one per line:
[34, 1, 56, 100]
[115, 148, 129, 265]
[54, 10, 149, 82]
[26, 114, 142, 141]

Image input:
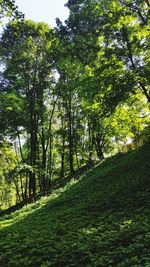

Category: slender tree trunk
[139, 82, 150, 102]
[24, 172, 28, 200]
[94, 135, 105, 161]
[29, 129, 37, 199]
[60, 116, 65, 179]
[67, 95, 74, 175]
[75, 142, 80, 170]
[19, 174, 25, 201]
[73, 113, 80, 170]
[29, 91, 37, 200]
[88, 118, 94, 165]
[37, 138, 42, 191]
[16, 128, 25, 162]
[41, 127, 47, 194]
[49, 122, 53, 183]
[14, 179, 22, 203]
[44, 96, 57, 189]
[60, 137, 65, 179]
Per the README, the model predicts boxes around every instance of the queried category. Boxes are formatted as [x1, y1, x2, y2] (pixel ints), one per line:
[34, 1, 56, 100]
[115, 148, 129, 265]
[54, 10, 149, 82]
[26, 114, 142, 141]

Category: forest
[0, 0, 150, 209]
[0, 1, 150, 267]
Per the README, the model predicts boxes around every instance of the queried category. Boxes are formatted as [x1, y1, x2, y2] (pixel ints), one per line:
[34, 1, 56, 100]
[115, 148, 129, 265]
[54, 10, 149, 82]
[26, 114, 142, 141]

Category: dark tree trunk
[49, 125, 53, 183]
[60, 116, 65, 179]
[139, 82, 150, 102]
[19, 174, 25, 201]
[14, 179, 21, 203]
[41, 127, 47, 194]
[88, 118, 94, 165]
[96, 146, 105, 161]
[45, 96, 57, 190]
[67, 95, 74, 175]
[29, 90, 37, 200]
[60, 137, 65, 178]
[24, 172, 28, 200]
[73, 113, 80, 170]
[94, 135, 105, 161]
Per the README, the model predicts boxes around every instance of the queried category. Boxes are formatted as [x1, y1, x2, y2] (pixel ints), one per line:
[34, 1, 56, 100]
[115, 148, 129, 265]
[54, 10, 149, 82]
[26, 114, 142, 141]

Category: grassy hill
[0, 141, 150, 267]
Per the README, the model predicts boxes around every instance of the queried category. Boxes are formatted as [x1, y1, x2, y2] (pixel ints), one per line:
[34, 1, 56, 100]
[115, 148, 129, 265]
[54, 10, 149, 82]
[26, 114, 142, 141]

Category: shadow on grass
[0, 141, 150, 267]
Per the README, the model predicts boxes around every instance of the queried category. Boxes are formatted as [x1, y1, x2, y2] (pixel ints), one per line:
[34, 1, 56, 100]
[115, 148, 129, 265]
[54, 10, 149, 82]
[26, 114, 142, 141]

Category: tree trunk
[94, 135, 105, 161]
[41, 127, 47, 194]
[139, 82, 150, 102]
[60, 137, 65, 178]
[29, 91, 37, 200]
[24, 172, 28, 200]
[96, 146, 105, 161]
[88, 118, 94, 165]
[67, 95, 74, 175]
[60, 116, 65, 179]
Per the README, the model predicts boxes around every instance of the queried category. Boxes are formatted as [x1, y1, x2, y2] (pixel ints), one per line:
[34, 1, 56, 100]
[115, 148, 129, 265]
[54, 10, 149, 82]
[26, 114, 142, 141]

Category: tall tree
[0, 20, 57, 198]
[61, 0, 150, 108]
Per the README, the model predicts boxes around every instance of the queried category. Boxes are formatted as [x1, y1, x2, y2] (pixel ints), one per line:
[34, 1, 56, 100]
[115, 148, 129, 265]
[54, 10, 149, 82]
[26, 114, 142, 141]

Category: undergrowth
[0, 142, 150, 267]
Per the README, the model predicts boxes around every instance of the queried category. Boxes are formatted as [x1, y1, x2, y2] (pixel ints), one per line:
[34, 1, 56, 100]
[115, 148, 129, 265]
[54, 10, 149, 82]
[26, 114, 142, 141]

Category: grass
[0, 141, 150, 267]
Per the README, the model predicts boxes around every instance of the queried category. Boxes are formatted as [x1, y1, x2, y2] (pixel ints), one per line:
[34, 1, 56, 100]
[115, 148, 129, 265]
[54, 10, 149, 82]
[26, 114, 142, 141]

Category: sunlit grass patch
[0, 142, 150, 267]
[0, 176, 81, 230]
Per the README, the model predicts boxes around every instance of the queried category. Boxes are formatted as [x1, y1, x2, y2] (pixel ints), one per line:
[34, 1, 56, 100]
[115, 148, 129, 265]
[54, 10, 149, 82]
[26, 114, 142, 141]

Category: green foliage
[0, 142, 150, 266]
[0, 19, 58, 197]
[63, 0, 150, 106]
[0, 0, 23, 21]
[0, 0, 150, 220]
[0, 141, 17, 209]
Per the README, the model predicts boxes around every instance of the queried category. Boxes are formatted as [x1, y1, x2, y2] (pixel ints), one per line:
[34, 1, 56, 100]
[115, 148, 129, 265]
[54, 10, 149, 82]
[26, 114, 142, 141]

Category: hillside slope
[0, 142, 150, 267]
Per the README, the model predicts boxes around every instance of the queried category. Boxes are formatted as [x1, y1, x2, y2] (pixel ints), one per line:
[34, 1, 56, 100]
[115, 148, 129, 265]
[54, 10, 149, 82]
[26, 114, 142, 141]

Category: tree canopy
[0, 0, 150, 207]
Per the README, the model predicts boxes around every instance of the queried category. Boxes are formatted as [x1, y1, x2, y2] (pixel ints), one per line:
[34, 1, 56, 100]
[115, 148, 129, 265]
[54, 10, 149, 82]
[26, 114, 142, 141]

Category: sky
[15, 0, 70, 27]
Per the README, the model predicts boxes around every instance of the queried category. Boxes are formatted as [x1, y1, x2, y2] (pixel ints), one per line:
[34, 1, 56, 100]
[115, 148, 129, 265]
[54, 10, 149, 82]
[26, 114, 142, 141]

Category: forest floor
[0, 141, 150, 267]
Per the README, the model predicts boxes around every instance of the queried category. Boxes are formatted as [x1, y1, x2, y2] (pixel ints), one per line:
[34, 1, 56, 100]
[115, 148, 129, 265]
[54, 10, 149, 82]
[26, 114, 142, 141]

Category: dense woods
[0, 1, 150, 267]
[0, 0, 150, 209]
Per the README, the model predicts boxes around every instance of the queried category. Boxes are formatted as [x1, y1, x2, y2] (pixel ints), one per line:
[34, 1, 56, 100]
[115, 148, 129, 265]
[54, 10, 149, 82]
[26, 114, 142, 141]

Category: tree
[0, 20, 57, 198]
[62, 0, 150, 109]
[0, 0, 23, 21]
[1, 1, 149, 209]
